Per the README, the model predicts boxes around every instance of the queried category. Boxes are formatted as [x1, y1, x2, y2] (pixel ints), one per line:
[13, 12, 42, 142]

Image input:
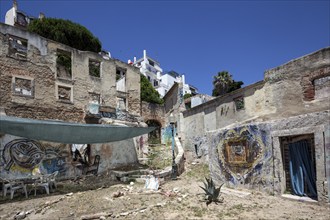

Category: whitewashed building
[130, 50, 197, 97]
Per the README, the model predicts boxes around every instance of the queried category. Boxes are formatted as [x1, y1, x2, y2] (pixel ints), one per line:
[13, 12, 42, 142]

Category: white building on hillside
[130, 50, 197, 97]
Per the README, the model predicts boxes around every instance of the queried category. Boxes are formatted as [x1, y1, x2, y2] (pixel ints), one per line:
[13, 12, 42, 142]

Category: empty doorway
[280, 134, 317, 199]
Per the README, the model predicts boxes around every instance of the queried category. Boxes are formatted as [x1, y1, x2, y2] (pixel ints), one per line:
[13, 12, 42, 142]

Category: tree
[140, 75, 164, 104]
[183, 93, 192, 99]
[27, 18, 101, 52]
[212, 71, 243, 96]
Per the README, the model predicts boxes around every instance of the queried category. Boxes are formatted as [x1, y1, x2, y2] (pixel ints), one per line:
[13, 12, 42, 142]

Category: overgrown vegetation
[56, 53, 71, 74]
[183, 93, 192, 99]
[89, 60, 100, 77]
[28, 18, 101, 52]
[212, 71, 243, 96]
[141, 75, 164, 104]
[147, 145, 171, 170]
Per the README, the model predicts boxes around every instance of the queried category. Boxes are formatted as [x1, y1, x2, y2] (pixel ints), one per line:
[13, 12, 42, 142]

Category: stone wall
[140, 101, 165, 127]
[0, 23, 141, 122]
[264, 48, 330, 118]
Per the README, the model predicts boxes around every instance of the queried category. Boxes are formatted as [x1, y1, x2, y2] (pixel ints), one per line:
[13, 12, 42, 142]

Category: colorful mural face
[217, 125, 267, 184]
[1, 138, 68, 175]
[2, 139, 45, 171]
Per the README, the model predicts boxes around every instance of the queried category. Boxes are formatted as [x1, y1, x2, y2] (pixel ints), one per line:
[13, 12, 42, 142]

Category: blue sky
[1, 0, 329, 95]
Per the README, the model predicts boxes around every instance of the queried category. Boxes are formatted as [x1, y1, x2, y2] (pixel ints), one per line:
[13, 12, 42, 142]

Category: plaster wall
[206, 111, 329, 202]
[0, 134, 139, 180]
[264, 48, 330, 118]
[182, 48, 330, 152]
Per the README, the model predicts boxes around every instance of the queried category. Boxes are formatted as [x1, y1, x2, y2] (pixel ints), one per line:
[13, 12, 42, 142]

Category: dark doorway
[280, 134, 317, 199]
[146, 120, 161, 144]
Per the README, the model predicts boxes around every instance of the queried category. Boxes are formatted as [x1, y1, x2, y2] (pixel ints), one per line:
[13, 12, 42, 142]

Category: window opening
[148, 59, 155, 67]
[116, 97, 126, 110]
[234, 96, 244, 111]
[89, 59, 101, 77]
[8, 35, 27, 59]
[13, 77, 33, 97]
[56, 50, 72, 79]
[116, 67, 126, 81]
[88, 93, 100, 114]
[57, 85, 72, 102]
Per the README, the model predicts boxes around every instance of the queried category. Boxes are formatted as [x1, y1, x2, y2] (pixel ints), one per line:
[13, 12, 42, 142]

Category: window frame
[8, 35, 28, 60]
[55, 82, 73, 103]
[12, 76, 34, 98]
[234, 96, 245, 111]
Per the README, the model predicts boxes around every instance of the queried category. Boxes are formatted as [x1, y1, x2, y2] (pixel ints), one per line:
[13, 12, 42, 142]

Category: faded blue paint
[41, 157, 66, 174]
[162, 125, 173, 145]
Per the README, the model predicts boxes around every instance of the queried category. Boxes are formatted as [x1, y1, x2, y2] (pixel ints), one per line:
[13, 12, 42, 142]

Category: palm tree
[212, 71, 244, 96]
[212, 71, 233, 96]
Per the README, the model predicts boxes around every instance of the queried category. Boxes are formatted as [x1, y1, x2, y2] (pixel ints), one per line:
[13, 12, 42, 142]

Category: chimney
[133, 56, 137, 63]
[39, 12, 45, 20]
[13, 0, 17, 10]
[143, 50, 147, 60]
[182, 74, 185, 85]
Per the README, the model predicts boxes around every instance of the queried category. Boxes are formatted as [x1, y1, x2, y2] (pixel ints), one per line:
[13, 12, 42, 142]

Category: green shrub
[28, 18, 101, 52]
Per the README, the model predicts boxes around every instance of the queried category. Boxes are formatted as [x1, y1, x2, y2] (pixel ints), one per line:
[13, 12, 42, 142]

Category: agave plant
[200, 177, 224, 206]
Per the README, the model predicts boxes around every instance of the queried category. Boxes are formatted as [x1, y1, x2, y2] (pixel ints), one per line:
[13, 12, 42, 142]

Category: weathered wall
[115, 60, 141, 116]
[182, 48, 330, 151]
[183, 81, 268, 152]
[140, 101, 165, 127]
[0, 23, 143, 178]
[207, 111, 329, 202]
[0, 134, 139, 180]
[264, 48, 330, 118]
[181, 47, 330, 202]
[0, 23, 141, 122]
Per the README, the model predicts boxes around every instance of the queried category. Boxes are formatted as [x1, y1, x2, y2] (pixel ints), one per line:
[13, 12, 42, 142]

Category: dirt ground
[0, 161, 329, 220]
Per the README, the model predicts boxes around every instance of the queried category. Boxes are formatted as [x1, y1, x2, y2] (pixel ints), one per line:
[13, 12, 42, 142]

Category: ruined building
[178, 47, 330, 203]
[0, 22, 145, 179]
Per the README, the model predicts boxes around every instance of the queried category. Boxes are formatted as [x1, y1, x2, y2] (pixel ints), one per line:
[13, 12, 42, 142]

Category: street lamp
[169, 113, 177, 180]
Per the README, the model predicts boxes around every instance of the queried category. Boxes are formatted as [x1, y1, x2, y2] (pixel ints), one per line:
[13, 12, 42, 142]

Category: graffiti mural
[1, 138, 68, 175]
[1, 139, 45, 171]
[41, 148, 67, 174]
[162, 126, 175, 146]
[217, 125, 267, 185]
